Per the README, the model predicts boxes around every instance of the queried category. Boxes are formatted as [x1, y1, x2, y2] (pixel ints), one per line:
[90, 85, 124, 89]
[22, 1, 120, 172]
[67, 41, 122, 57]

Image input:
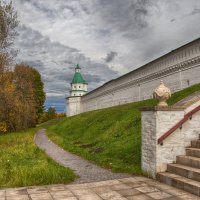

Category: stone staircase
[158, 135, 200, 196]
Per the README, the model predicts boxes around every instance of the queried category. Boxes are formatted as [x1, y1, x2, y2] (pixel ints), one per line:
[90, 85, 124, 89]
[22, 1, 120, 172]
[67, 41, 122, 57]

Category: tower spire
[75, 64, 81, 69]
[69, 64, 88, 97]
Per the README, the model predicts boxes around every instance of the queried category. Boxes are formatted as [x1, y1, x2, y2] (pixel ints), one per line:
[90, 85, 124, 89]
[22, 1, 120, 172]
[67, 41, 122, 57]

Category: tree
[0, 2, 47, 132]
[0, 63, 46, 132]
[13, 64, 46, 130]
[31, 68, 46, 123]
[47, 107, 56, 120]
[0, 0, 18, 71]
[0, 0, 18, 50]
[0, 1, 18, 132]
[0, 70, 15, 132]
[14, 64, 36, 130]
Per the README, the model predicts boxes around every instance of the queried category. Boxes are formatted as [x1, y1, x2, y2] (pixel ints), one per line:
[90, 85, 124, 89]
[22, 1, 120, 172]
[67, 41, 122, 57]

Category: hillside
[44, 83, 200, 175]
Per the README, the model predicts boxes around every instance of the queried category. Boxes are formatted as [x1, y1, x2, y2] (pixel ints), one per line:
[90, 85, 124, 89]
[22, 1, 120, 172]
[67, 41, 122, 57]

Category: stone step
[176, 155, 200, 168]
[167, 163, 200, 182]
[191, 140, 200, 148]
[186, 147, 200, 158]
[158, 172, 200, 196]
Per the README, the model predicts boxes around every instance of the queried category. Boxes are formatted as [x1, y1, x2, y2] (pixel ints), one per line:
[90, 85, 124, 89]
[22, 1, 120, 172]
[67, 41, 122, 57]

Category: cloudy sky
[10, 0, 200, 112]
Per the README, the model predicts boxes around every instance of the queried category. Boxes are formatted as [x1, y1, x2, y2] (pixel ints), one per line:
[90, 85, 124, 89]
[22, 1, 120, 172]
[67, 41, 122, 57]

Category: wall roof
[84, 37, 200, 97]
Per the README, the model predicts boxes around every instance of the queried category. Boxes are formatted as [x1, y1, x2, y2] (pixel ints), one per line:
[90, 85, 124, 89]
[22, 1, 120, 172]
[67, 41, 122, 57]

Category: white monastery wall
[66, 97, 81, 116]
[81, 39, 200, 113]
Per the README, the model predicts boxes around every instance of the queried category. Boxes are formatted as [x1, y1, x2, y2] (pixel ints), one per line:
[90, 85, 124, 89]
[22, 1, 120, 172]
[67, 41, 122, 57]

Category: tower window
[79, 86, 81, 88]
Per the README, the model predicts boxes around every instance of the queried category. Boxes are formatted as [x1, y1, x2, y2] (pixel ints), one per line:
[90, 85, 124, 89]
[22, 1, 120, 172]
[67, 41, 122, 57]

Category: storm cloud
[104, 51, 118, 63]
[11, 0, 200, 111]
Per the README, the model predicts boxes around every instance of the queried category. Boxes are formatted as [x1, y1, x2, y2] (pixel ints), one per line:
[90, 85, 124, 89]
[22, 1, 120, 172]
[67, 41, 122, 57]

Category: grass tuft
[0, 128, 76, 188]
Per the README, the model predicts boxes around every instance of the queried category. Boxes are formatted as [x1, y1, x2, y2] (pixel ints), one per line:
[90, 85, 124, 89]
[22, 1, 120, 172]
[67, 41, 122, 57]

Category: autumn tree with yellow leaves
[0, 1, 45, 132]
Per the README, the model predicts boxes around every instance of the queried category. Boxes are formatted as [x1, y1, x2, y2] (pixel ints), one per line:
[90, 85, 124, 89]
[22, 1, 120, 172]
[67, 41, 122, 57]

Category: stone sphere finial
[153, 80, 171, 106]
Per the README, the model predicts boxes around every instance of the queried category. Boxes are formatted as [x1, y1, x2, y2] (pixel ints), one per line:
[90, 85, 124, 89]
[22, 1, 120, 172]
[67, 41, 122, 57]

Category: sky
[9, 0, 200, 112]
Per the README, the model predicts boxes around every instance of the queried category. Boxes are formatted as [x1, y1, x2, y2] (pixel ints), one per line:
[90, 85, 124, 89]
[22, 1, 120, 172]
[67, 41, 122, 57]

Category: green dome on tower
[71, 64, 87, 84]
[75, 64, 81, 69]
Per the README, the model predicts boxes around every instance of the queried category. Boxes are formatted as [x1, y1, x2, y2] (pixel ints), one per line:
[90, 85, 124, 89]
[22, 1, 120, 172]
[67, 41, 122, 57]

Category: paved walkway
[0, 177, 198, 200]
[34, 129, 130, 184]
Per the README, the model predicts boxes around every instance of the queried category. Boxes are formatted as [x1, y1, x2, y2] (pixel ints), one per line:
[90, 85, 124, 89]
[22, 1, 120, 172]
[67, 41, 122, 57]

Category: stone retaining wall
[141, 100, 200, 178]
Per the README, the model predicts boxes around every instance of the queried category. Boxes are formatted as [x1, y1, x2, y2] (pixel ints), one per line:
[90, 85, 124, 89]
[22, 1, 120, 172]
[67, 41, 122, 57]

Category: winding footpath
[0, 129, 197, 199]
[34, 129, 130, 184]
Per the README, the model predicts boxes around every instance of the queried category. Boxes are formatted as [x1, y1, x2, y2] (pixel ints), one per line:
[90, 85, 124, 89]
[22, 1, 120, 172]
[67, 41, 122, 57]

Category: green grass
[45, 83, 200, 175]
[0, 128, 76, 188]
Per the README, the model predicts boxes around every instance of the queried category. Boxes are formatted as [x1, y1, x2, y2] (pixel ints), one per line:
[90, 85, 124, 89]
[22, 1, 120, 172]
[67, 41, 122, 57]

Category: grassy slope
[45, 83, 200, 175]
[0, 128, 76, 188]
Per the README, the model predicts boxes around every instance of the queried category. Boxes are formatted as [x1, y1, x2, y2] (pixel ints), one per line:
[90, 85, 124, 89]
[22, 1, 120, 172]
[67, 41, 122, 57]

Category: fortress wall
[81, 39, 200, 113]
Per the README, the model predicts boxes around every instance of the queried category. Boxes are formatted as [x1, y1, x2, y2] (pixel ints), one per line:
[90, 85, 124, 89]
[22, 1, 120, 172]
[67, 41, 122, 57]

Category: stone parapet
[141, 99, 200, 178]
[140, 106, 185, 111]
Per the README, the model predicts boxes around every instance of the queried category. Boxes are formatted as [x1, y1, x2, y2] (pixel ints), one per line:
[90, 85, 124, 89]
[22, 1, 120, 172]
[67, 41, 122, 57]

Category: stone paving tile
[118, 178, 140, 184]
[117, 188, 142, 196]
[122, 181, 142, 188]
[135, 186, 160, 193]
[58, 197, 77, 200]
[27, 186, 48, 194]
[98, 191, 123, 199]
[71, 188, 95, 197]
[134, 176, 151, 182]
[178, 194, 200, 200]
[126, 194, 153, 200]
[52, 197, 77, 200]
[92, 187, 112, 195]
[110, 184, 132, 191]
[66, 184, 89, 190]
[82, 180, 121, 188]
[164, 188, 189, 196]
[0, 190, 5, 197]
[117, 177, 137, 183]
[144, 180, 174, 191]
[78, 194, 102, 200]
[163, 197, 183, 200]
[107, 197, 127, 200]
[6, 189, 28, 196]
[146, 191, 172, 199]
[6, 195, 30, 200]
[0, 177, 199, 200]
[30, 193, 53, 200]
[47, 185, 67, 191]
[50, 190, 74, 198]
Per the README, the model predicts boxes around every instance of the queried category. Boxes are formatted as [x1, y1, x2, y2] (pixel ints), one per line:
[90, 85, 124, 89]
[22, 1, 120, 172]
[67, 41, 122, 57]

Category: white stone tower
[66, 64, 88, 116]
[70, 64, 88, 96]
